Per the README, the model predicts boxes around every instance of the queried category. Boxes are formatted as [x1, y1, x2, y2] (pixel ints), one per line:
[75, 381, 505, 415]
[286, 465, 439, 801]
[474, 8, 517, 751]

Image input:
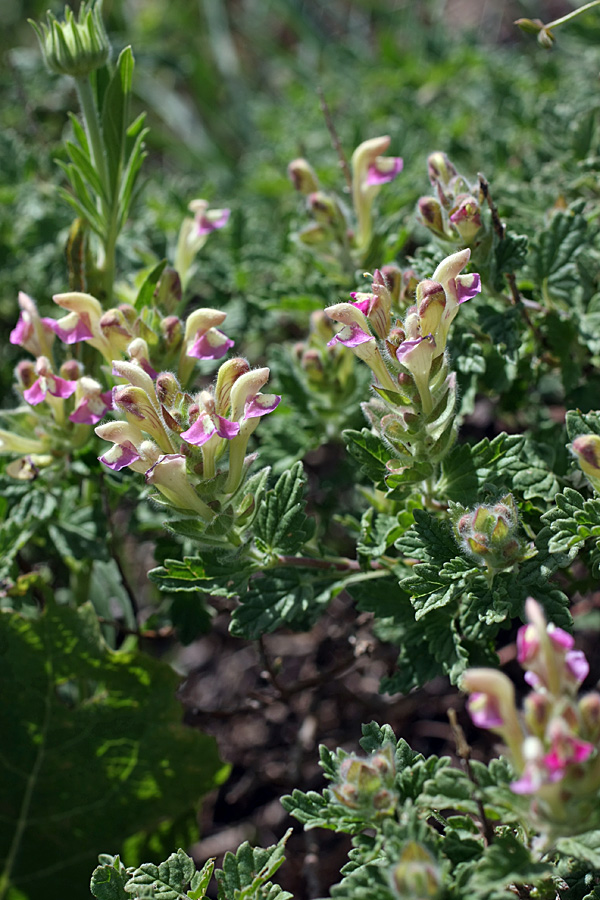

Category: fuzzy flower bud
[390, 842, 441, 900]
[454, 494, 532, 573]
[30, 0, 110, 78]
[288, 158, 319, 194]
[331, 744, 396, 815]
[572, 434, 600, 492]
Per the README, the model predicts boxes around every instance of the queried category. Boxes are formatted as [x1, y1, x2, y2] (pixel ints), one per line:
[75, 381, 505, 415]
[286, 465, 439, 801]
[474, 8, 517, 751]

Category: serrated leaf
[566, 408, 600, 441]
[489, 230, 528, 291]
[466, 833, 550, 895]
[188, 859, 215, 899]
[254, 461, 314, 555]
[230, 566, 340, 639]
[126, 849, 197, 899]
[528, 201, 589, 304]
[91, 855, 131, 900]
[148, 555, 252, 598]
[342, 429, 390, 487]
[0, 599, 227, 898]
[215, 829, 292, 900]
[557, 834, 600, 871]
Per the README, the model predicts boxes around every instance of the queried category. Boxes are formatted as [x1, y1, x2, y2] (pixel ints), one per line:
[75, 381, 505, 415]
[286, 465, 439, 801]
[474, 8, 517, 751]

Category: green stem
[75, 76, 109, 203]
[546, 0, 600, 29]
[75, 76, 117, 300]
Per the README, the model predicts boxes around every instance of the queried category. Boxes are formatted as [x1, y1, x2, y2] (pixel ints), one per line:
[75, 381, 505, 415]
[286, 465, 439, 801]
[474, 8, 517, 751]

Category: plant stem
[546, 0, 600, 29]
[75, 76, 117, 300]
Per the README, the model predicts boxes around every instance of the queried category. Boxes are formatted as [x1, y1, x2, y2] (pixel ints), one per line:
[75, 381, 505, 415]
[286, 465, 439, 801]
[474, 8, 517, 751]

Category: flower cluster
[452, 493, 534, 576]
[1, 240, 234, 478]
[331, 743, 396, 816]
[463, 598, 600, 836]
[288, 135, 402, 270]
[417, 152, 483, 245]
[97, 358, 280, 516]
[324, 249, 480, 474]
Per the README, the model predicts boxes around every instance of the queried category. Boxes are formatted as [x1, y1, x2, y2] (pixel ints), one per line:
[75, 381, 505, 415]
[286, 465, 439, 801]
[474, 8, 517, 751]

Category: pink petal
[349, 293, 373, 315]
[197, 208, 231, 236]
[99, 442, 141, 471]
[10, 314, 32, 347]
[47, 375, 78, 399]
[566, 650, 589, 684]
[180, 416, 217, 447]
[46, 313, 94, 343]
[244, 394, 281, 419]
[188, 328, 235, 360]
[328, 323, 373, 348]
[454, 273, 481, 305]
[516, 624, 538, 665]
[548, 624, 575, 651]
[23, 379, 46, 405]
[69, 392, 113, 425]
[467, 692, 504, 729]
[215, 415, 241, 439]
[366, 157, 403, 186]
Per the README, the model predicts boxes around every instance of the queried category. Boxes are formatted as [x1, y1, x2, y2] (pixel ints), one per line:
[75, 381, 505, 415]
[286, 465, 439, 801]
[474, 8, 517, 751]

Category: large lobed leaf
[0, 600, 228, 900]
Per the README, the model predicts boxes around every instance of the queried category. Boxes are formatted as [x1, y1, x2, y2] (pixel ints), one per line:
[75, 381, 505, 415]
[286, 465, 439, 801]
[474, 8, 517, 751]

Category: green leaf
[557, 833, 600, 871]
[91, 855, 132, 900]
[566, 408, 600, 441]
[254, 461, 314, 555]
[342, 429, 390, 487]
[215, 830, 292, 900]
[134, 259, 168, 310]
[148, 554, 252, 599]
[489, 230, 528, 291]
[528, 200, 589, 304]
[102, 46, 134, 196]
[0, 599, 228, 898]
[125, 849, 205, 899]
[230, 566, 340, 639]
[466, 833, 550, 895]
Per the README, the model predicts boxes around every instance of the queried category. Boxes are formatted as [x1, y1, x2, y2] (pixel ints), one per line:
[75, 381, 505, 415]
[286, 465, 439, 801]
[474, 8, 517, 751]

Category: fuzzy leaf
[254, 461, 314, 555]
[342, 429, 390, 487]
[91, 855, 132, 900]
[528, 200, 589, 304]
[125, 849, 211, 899]
[230, 566, 340, 638]
[215, 830, 292, 900]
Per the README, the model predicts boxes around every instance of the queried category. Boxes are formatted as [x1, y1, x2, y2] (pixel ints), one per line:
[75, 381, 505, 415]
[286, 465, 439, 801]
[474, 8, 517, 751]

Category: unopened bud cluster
[324, 249, 481, 474]
[288, 136, 402, 269]
[331, 744, 396, 816]
[30, 1, 110, 78]
[463, 599, 600, 838]
[390, 842, 441, 900]
[417, 152, 483, 245]
[453, 493, 533, 574]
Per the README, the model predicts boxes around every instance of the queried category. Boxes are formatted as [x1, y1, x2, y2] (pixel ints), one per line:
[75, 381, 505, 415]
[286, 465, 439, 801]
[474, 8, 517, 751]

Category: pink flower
[366, 156, 403, 186]
[22, 357, 77, 405]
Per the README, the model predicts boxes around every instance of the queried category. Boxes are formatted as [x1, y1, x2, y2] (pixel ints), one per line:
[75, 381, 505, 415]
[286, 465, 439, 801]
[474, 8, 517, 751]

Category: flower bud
[449, 193, 482, 242]
[417, 196, 446, 237]
[453, 494, 530, 572]
[572, 434, 600, 491]
[331, 745, 396, 815]
[30, 0, 110, 78]
[160, 315, 183, 350]
[59, 359, 84, 381]
[579, 693, 600, 743]
[416, 280, 446, 338]
[214, 357, 251, 416]
[128, 337, 158, 379]
[145, 453, 214, 518]
[427, 151, 458, 188]
[287, 158, 319, 194]
[390, 842, 441, 900]
[155, 372, 182, 407]
[308, 192, 342, 229]
[379, 265, 403, 306]
[15, 360, 36, 391]
[154, 267, 182, 312]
